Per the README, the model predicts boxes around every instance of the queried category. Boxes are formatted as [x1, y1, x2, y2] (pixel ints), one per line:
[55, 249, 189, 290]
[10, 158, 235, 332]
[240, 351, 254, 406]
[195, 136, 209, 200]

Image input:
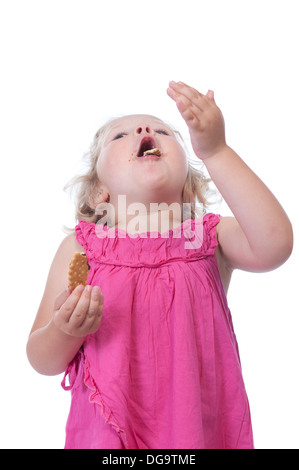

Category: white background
[0, 0, 298, 449]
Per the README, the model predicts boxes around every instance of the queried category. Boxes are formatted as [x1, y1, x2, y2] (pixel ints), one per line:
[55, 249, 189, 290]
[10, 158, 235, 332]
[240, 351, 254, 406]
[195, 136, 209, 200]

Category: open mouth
[137, 137, 161, 157]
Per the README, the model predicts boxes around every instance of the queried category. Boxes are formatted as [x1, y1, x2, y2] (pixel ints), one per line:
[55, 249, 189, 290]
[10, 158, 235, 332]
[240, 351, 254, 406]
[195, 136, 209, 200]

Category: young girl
[27, 81, 293, 449]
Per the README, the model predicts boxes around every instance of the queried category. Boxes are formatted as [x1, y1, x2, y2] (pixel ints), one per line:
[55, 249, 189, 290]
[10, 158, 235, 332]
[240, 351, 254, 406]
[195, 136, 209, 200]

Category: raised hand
[167, 81, 227, 160]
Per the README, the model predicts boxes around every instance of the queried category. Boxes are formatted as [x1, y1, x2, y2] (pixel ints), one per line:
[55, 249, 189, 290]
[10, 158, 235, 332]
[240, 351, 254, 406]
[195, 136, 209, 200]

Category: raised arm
[204, 146, 293, 271]
[167, 81, 293, 272]
[26, 233, 104, 376]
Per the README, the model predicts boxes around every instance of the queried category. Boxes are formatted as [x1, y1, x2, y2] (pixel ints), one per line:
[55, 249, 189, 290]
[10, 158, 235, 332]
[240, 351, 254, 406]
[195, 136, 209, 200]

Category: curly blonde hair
[64, 115, 216, 225]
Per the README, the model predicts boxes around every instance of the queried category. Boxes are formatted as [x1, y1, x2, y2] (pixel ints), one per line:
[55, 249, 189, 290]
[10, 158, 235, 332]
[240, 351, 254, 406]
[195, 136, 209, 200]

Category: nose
[135, 124, 152, 135]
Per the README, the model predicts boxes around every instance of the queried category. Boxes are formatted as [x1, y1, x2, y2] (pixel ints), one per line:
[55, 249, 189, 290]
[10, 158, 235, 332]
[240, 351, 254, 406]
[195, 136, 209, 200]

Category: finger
[54, 286, 80, 316]
[206, 89, 215, 102]
[168, 83, 204, 113]
[176, 81, 205, 99]
[57, 284, 85, 323]
[167, 86, 202, 114]
[81, 286, 104, 331]
[53, 288, 71, 312]
[68, 285, 92, 328]
[168, 81, 207, 112]
[167, 87, 202, 127]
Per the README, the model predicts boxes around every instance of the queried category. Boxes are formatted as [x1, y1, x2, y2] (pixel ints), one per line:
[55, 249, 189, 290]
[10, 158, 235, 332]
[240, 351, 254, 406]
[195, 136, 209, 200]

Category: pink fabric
[62, 213, 254, 449]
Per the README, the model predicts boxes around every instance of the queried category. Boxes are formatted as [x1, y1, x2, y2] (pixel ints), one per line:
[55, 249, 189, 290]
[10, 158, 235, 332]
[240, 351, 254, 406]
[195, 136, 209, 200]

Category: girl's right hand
[53, 285, 104, 338]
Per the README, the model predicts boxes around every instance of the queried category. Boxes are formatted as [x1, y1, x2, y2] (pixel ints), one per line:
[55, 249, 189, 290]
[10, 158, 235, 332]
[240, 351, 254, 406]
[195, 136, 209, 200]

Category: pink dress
[61, 213, 254, 449]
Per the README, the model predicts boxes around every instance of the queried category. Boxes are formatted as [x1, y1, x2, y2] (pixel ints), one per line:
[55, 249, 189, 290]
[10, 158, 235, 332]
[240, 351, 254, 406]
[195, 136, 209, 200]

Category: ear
[89, 185, 110, 210]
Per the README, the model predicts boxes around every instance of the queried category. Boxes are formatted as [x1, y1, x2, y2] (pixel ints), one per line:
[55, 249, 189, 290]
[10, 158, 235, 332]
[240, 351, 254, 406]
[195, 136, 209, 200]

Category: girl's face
[96, 114, 188, 209]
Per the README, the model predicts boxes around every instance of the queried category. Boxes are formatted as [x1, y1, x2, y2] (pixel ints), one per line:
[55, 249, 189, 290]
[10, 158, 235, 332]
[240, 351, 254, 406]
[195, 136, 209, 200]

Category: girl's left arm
[203, 145, 293, 272]
[167, 81, 293, 272]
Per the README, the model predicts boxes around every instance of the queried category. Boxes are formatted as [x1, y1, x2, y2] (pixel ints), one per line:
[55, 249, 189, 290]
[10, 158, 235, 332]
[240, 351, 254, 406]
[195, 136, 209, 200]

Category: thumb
[206, 89, 215, 101]
[53, 288, 71, 312]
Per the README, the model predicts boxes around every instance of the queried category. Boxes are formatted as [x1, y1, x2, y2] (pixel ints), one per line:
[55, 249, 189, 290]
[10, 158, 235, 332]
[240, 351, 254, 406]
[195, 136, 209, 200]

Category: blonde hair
[64, 116, 217, 225]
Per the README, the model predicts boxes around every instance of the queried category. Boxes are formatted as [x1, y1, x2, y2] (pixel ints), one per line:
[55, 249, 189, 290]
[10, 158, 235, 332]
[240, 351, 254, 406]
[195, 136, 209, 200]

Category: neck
[98, 195, 193, 235]
[109, 208, 184, 235]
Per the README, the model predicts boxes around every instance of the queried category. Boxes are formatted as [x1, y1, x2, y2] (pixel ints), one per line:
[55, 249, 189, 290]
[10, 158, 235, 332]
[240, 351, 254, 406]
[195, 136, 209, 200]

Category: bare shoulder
[29, 232, 84, 335]
[214, 215, 288, 273]
[215, 216, 236, 256]
[215, 215, 237, 237]
[47, 231, 85, 279]
[214, 217, 235, 294]
[57, 231, 85, 256]
[46, 231, 85, 293]
[215, 215, 248, 270]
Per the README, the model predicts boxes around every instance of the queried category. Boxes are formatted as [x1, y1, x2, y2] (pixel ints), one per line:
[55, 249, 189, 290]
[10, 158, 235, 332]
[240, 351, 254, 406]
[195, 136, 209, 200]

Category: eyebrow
[105, 125, 126, 141]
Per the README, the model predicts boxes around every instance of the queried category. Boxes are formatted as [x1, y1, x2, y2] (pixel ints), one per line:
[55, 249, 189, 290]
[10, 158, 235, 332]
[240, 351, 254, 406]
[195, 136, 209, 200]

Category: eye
[113, 132, 127, 140]
[156, 129, 170, 136]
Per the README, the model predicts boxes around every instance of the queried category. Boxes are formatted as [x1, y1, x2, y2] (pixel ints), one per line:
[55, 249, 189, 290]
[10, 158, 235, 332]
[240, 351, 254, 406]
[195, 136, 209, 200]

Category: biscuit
[68, 252, 90, 291]
[143, 148, 161, 156]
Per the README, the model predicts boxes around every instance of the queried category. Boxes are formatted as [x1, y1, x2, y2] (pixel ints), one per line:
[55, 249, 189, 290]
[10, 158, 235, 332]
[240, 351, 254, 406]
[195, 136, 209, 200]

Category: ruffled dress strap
[75, 220, 95, 257]
[201, 212, 221, 255]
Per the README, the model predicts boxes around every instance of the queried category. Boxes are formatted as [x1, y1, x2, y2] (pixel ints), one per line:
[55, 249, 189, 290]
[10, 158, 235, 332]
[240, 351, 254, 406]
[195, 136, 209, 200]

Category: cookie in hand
[68, 252, 90, 292]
